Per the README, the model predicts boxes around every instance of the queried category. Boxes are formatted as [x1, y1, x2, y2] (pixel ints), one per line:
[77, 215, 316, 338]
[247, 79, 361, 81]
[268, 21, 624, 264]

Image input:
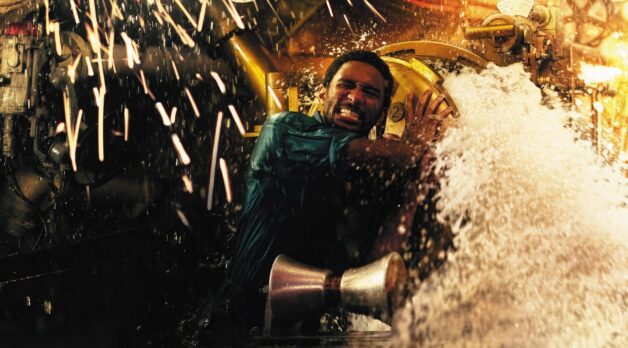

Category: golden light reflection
[579, 63, 622, 85]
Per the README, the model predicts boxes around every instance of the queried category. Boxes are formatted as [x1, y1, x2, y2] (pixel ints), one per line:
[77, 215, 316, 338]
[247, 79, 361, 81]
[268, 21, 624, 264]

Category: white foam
[396, 63, 628, 347]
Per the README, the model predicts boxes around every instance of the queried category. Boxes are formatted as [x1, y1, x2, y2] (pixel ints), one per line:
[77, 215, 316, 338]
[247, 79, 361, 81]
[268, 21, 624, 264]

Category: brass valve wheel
[374, 41, 488, 139]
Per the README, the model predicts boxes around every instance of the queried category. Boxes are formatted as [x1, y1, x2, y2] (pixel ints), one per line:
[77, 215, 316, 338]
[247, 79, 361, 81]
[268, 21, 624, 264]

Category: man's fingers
[427, 94, 445, 116]
[415, 89, 432, 120]
[435, 106, 454, 120]
[404, 94, 416, 126]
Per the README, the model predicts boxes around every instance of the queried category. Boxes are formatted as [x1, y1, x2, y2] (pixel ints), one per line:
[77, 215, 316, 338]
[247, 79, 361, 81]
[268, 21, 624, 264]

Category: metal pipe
[464, 24, 516, 40]
[207, 0, 278, 114]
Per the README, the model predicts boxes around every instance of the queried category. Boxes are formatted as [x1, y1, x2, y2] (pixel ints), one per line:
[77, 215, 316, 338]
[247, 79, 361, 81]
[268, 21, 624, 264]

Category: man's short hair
[322, 50, 394, 111]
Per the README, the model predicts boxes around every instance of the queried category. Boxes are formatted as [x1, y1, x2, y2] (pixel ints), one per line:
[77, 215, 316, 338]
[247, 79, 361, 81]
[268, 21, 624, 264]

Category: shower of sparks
[85, 56, 94, 76]
[219, 158, 233, 203]
[107, 28, 115, 71]
[223, 0, 246, 29]
[121, 32, 136, 69]
[68, 53, 82, 84]
[175, 208, 192, 229]
[182, 174, 193, 193]
[124, 107, 129, 141]
[69, 110, 83, 172]
[156, 4, 196, 48]
[110, 0, 123, 20]
[155, 102, 173, 126]
[171, 60, 180, 80]
[207, 111, 224, 210]
[170, 106, 178, 124]
[363, 0, 387, 23]
[195, 73, 204, 81]
[197, 0, 207, 31]
[55, 122, 65, 135]
[267, 86, 283, 109]
[228, 104, 246, 136]
[175, 0, 198, 30]
[155, 0, 196, 47]
[88, 22, 106, 95]
[97, 86, 106, 162]
[131, 41, 141, 64]
[63, 91, 82, 172]
[346, 0, 354, 6]
[152, 10, 164, 25]
[53, 22, 62, 56]
[93, 87, 101, 107]
[325, 0, 334, 17]
[210, 71, 227, 94]
[171, 134, 191, 165]
[44, 0, 50, 33]
[140, 70, 149, 94]
[184, 88, 201, 118]
[265, 0, 289, 35]
[343, 14, 355, 34]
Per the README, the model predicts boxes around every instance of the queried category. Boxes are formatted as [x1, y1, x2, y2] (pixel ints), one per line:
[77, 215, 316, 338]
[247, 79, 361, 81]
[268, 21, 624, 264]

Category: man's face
[318, 61, 387, 134]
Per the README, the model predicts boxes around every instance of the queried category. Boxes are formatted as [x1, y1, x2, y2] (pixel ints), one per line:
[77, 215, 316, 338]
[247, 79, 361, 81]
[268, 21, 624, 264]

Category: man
[196, 50, 452, 342]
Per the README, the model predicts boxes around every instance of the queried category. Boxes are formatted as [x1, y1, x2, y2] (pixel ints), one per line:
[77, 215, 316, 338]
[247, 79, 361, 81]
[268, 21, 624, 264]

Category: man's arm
[346, 138, 420, 169]
[346, 89, 454, 170]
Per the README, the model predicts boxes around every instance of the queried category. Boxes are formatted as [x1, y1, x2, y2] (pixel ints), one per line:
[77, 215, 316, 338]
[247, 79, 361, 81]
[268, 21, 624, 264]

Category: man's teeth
[339, 108, 359, 118]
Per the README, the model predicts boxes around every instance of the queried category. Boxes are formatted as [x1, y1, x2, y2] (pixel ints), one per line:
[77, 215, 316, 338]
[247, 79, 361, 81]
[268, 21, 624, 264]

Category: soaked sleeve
[248, 120, 282, 177]
[329, 131, 363, 180]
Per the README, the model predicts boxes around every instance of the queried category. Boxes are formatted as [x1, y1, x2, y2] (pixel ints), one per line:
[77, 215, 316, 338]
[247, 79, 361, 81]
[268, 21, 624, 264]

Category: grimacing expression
[319, 61, 387, 134]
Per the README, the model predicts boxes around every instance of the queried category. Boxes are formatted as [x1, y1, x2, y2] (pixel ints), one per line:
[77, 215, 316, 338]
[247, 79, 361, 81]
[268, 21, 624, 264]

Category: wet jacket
[227, 111, 364, 291]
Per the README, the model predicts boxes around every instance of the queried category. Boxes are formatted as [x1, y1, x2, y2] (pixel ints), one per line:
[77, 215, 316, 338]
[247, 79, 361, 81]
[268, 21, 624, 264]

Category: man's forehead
[332, 61, 386, 90]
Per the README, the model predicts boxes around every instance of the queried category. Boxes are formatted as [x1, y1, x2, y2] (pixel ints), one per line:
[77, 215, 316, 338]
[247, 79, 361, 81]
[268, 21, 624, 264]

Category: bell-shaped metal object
[268, 252, 407, 326]
[268, 254, 333, 325]
[340, 252, 407, 315]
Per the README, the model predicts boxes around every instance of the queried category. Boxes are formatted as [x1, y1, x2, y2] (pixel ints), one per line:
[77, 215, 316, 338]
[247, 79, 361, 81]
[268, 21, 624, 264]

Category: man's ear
[316, 85, 327, 102]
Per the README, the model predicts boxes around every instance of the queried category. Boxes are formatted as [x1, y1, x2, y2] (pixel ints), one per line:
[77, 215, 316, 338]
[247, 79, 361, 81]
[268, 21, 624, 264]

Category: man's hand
[402, 89, 454, 147]
[348, 90, 453, 170]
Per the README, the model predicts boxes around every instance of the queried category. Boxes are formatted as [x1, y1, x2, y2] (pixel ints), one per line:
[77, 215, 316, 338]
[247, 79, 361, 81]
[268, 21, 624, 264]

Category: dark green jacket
[227, 111, 364, 291]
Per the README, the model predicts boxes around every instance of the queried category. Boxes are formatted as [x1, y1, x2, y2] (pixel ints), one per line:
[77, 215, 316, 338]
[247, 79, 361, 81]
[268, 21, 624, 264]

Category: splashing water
[396, 63, 628, 347]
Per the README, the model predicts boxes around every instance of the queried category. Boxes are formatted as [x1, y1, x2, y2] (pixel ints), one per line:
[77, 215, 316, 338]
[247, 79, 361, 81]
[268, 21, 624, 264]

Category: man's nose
[347, 88, 365, 104]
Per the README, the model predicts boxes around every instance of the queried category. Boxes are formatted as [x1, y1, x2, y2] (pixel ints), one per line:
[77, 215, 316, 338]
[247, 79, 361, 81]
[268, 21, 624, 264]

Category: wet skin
[317, 61, 387, 135]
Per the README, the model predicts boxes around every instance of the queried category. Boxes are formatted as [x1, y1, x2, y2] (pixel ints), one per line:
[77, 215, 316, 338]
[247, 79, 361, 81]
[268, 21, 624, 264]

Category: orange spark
[228, 104, 246, 136]
[219, 158, 233, 203]
[207, 111, 224, 210]
[155, 102, 173, 126]
[140, 70, 149, 94]
[181, 174, 193, 193]
[124, 107, 129, 141]
[53, 22, 62, 56]
[210, 71, 227, 94]
[97, 86, 106, 161]
[364, 0, 387, 23]
[185, 88, 200, 118]
[198, 0, 207, 31]
[175, 0, 198, 30]
[171, 60, 180, 80]
[170, 106, 178, 124]
[85, 56, 94, 76]
[222, 0, 246, 29]
[171, 134, 191, 165]
[267, 86, 283, 109]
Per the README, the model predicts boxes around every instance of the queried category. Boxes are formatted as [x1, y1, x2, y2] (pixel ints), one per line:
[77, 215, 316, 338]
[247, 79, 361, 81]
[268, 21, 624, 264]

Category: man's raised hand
[402, 89, 454, 146]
